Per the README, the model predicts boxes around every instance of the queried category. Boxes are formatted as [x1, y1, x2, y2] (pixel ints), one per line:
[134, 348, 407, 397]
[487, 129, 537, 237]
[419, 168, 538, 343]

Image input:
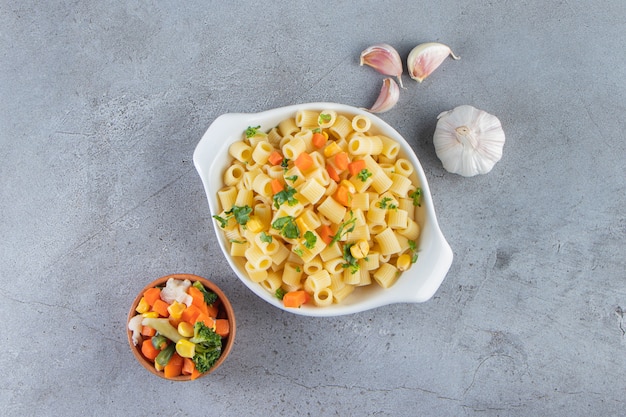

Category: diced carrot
[334, 184, 353, 207]
[268, 150, 284, 166]
[195, 313, 216, 330]
[348, 159, 366, 177]
[141, 325, 156, 337]
[294, 152, 314, 172]
[190, 366, 203, 380]
[141, 338, 160, 361]
[326, 164, 340, 182]
[283, 290, 310, 308]
[164, 353, 184, 378]
[312, 132, 327, 148]
[206, 303, 219, 319]
[215, 319, 230, 338]
[271, 178, 284, 194]
[152, 299, 170, 318]
[143, 287, 161, 306]
[182, 357, 196, 375]
[334, 152, 349, 170]
[318, 224, 335, 245]
[181, 304, 202, 324]
[188, 287, 206, 309]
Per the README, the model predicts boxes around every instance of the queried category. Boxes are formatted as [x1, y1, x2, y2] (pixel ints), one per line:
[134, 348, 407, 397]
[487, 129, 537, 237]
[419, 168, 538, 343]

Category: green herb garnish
[357, 168, 372, 182]
[318, 113, 332, 124]
[275, 288, 287, 300]
[213, 204, 252, 228]
[409, 188, 422, 207]
[285, 175, 298, 183]
[330, 211, 357, 244]
[378, 197, 397, 210]
[341, 243, 360, 274]
[303, 231, 317, 249]
[260, 232, 273, 244]
[245, 125, 261, 138]
[273, 185, 298, 209]
[272, 216, 300, 239]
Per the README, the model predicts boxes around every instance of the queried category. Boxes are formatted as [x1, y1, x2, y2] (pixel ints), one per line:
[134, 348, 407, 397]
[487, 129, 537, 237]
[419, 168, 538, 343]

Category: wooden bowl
[127, 273, 236, 380]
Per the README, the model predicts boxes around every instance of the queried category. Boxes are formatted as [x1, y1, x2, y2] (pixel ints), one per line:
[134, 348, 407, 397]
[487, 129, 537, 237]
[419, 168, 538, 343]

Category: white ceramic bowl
[193, 103, 452, 317]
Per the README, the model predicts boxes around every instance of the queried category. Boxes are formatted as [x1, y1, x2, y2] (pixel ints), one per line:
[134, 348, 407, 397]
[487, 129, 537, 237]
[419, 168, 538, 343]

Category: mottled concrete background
[1, 1, 624, 416]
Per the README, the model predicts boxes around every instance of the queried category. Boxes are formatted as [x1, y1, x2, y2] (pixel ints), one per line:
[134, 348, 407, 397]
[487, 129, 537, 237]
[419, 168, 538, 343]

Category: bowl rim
[127, 273, 236, 380]
[193, 102, 453, 317]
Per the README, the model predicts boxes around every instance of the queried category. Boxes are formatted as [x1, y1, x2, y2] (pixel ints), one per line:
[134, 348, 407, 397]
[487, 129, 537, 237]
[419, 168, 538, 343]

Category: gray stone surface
[1, 1, 625, 416]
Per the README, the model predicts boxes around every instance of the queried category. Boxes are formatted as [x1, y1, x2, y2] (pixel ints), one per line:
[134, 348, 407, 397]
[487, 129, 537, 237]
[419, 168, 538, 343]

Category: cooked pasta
[212, 109, 424, 307]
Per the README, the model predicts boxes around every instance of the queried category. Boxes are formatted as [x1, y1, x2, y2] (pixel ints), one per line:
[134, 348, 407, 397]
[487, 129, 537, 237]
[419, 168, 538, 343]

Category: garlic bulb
[407, 42, 460, 82]
[433, 105, 505, 177]
[360, 43, 404, 88]
[367, 78, 400, 113]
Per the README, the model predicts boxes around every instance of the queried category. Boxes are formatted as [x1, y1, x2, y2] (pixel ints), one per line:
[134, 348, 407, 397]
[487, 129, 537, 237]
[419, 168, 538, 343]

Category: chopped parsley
[229, 239, 246, 244]
[271, 216, 300, 239]
[341, 243, 360, 274]
[273, 185, 298, 209]
[212, 205, 252, 228]
[281, 158, 290, 169]
[285, 175, 298, 183]
[295, 266, 301, 273]
[260, 232, 273, 244]
[409, 188, 422, 207]
[330, 211, 357, 244]
[408, 240, 419, 263]
[357, 168, 372, 182]
[275, 288, 287, 300]
[318, 113, 332, 124]
[378, 197, 397, 210]
[245, 125, 262, 138]
[303, 231, 317, 249]
[293, 247, 304, 257]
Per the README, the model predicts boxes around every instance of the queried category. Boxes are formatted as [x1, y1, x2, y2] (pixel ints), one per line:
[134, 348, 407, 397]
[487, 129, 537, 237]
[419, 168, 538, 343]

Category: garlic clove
[407, 42, 460, 83]
[433, 105, 505, 177]
[360, 43, 404, 88]
[367, 78, 400, 113]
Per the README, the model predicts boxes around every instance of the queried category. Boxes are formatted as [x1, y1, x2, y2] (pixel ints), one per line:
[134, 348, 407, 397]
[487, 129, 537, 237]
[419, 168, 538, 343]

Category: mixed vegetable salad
[128, 277, 230, 379]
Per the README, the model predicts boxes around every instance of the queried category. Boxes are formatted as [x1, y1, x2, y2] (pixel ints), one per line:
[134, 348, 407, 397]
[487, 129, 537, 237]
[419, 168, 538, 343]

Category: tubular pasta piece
[394, 158, 414, 177]
[317, 196, 346, 224]
[229, 141, 253, 163]
[373, 263, 399, 288]
[351, 114, 372, 133]
[329, 115, 353, 141]
[313, 288, 333, 307]
[245, 261, 268, 283]
[282, 262, 304, 286]
[332, 284, 355, 303]
[224, 164, 246, 187]
[374, 227, 402, 256]
[278, 118, 299, 137]
[260, 270, 283, 292]
[252, 141, 274, 165]
[217, 186, 237, 212]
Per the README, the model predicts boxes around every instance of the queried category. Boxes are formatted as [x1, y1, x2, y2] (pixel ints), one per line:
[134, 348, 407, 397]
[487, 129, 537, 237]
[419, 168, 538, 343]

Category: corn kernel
[324, 141, 341, 158]
[167, 301, 186, 320]
[396, 253, 412, 272]
[175, 339, 196, 359]
[340, 179, 356, 194]
[135, 297, 150, 314]
[350, 239, 370, 259]
[246, 215, 264, 233]
[177, 321, 194, 338]
[142, 312, 159, 318]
